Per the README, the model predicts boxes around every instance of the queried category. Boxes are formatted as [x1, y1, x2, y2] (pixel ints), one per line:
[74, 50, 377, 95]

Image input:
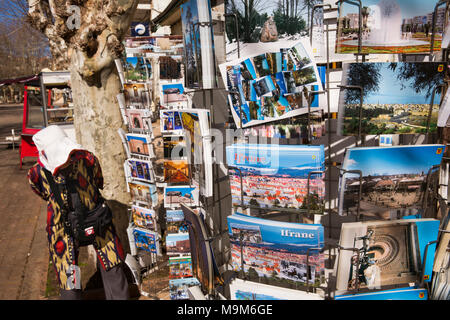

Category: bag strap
[43, 168, 67, 211]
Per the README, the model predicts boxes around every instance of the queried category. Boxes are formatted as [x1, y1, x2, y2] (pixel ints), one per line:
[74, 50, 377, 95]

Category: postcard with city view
[338, 62, 445, 135]
[166, 232, 191, 256]
[164, 185, 199, 208]
[338, 144, 445, 219]
[226, 144, 325, 213]
[227, 213, 325, 288]
[336, 0, 443, 54]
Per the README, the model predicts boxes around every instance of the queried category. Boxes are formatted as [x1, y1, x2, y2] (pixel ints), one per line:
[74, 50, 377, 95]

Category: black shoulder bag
[43, 168, 113, 246]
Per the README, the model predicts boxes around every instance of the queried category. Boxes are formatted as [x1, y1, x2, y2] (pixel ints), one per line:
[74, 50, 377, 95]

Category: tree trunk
[70, 48, 131, 253]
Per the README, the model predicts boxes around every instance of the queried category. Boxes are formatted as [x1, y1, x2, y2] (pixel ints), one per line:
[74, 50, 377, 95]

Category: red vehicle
[1, 71, 74, 168]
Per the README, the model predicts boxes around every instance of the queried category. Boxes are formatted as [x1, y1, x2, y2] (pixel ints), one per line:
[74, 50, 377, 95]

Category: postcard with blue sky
[339, 144, 445, 217]
[226, 144, 325, 211]
[338, 62, 445, 135]
[227, 213, 325, 286]
[336, 0, 443, 54]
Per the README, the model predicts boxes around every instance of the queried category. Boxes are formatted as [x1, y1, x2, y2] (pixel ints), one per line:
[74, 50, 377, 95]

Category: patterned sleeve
[27, 164, 50, 201]
[93, 155, 104, 190]
[84, 151, 104, 190]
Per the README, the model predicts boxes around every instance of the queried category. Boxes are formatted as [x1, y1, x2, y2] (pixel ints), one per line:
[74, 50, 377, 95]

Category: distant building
[346, 13, 360, 29]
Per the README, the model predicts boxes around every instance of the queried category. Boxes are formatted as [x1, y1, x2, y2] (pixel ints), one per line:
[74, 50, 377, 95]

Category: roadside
[0, 146, 49, 300]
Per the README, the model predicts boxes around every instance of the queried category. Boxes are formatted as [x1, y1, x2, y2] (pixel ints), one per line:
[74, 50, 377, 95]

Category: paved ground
[0, 146, 49, 299]
[0, 103, 49, 300]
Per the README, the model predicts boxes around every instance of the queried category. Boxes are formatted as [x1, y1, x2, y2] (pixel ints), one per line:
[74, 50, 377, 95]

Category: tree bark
[70, 54, 129, 204]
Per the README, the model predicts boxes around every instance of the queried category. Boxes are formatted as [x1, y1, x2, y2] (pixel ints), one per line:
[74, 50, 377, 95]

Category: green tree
[345, 63, 382, 105]
[273, 8, 306, 36]
[389, 62, 445, 100]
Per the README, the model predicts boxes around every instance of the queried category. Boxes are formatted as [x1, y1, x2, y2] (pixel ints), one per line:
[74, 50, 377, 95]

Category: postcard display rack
[114, 36, 171, 298]
[215, 0, 450, 301]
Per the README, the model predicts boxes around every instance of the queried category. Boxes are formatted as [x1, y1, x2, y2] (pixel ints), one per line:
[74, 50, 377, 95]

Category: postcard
[160, 82, 188, 108]
[160, 110, 184, 135]
[335, 218, 439, 293]
[166, 209, 188, 233]
[218, 39, 322, 128]
[125, 133, 154, 159]
[169, 277, 200, 300]
[227, 213, 325, 287]
[131, 205, 157, 231]
[336, 0, 443, 54]
[164, 135, 186, 159]
[181, 204, 222, 294]
[124, 56, 151, 82]
[133, 226, 160, 255]
[335, 287, 428, 300]
[180, 0, 217, 89]
[164, 185, 199, 208]
[179, 109, 213, 197]
[166, 232, 191, 256]
[265, 52, 283, 74]
[229, 278, 323, 300]
[124, 108, 152, 134]
[338, 145, 445, 218]
[337, 62, 445, 135]
[128, 181, 158, 208]
[125, 159, 154, 184]
[123, 83, 150, 108]
[164, 159, 190, 184]
[288, 41, 313, 69]
[169, 256, 193, 279]
[226, 144, 326, 212]
[159, 55, 183, 80]
[242, 113, 325, 141]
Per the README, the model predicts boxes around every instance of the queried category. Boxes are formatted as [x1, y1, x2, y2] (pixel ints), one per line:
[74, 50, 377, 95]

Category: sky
[226, 144, 325, 169]
[363, 63, 442, 104]
[162, 83, 185, 93]
[342, 0, 439, 18]
[166, 233, 189, 245]
[344, 145, 444, 176]
[165, 186, 195, 196]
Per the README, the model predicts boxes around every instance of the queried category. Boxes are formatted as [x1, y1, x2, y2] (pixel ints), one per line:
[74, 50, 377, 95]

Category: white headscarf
[32, 125, 84, 175]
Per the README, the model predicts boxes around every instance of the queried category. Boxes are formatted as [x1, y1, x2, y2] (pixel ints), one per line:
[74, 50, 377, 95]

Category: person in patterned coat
[27, 125, 129, 300]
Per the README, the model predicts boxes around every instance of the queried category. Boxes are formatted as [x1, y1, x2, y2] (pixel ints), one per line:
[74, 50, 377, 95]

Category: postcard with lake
[226, 144, 325, 212]
[338, 62, 445, 135]
[338, 145, 445, 219]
